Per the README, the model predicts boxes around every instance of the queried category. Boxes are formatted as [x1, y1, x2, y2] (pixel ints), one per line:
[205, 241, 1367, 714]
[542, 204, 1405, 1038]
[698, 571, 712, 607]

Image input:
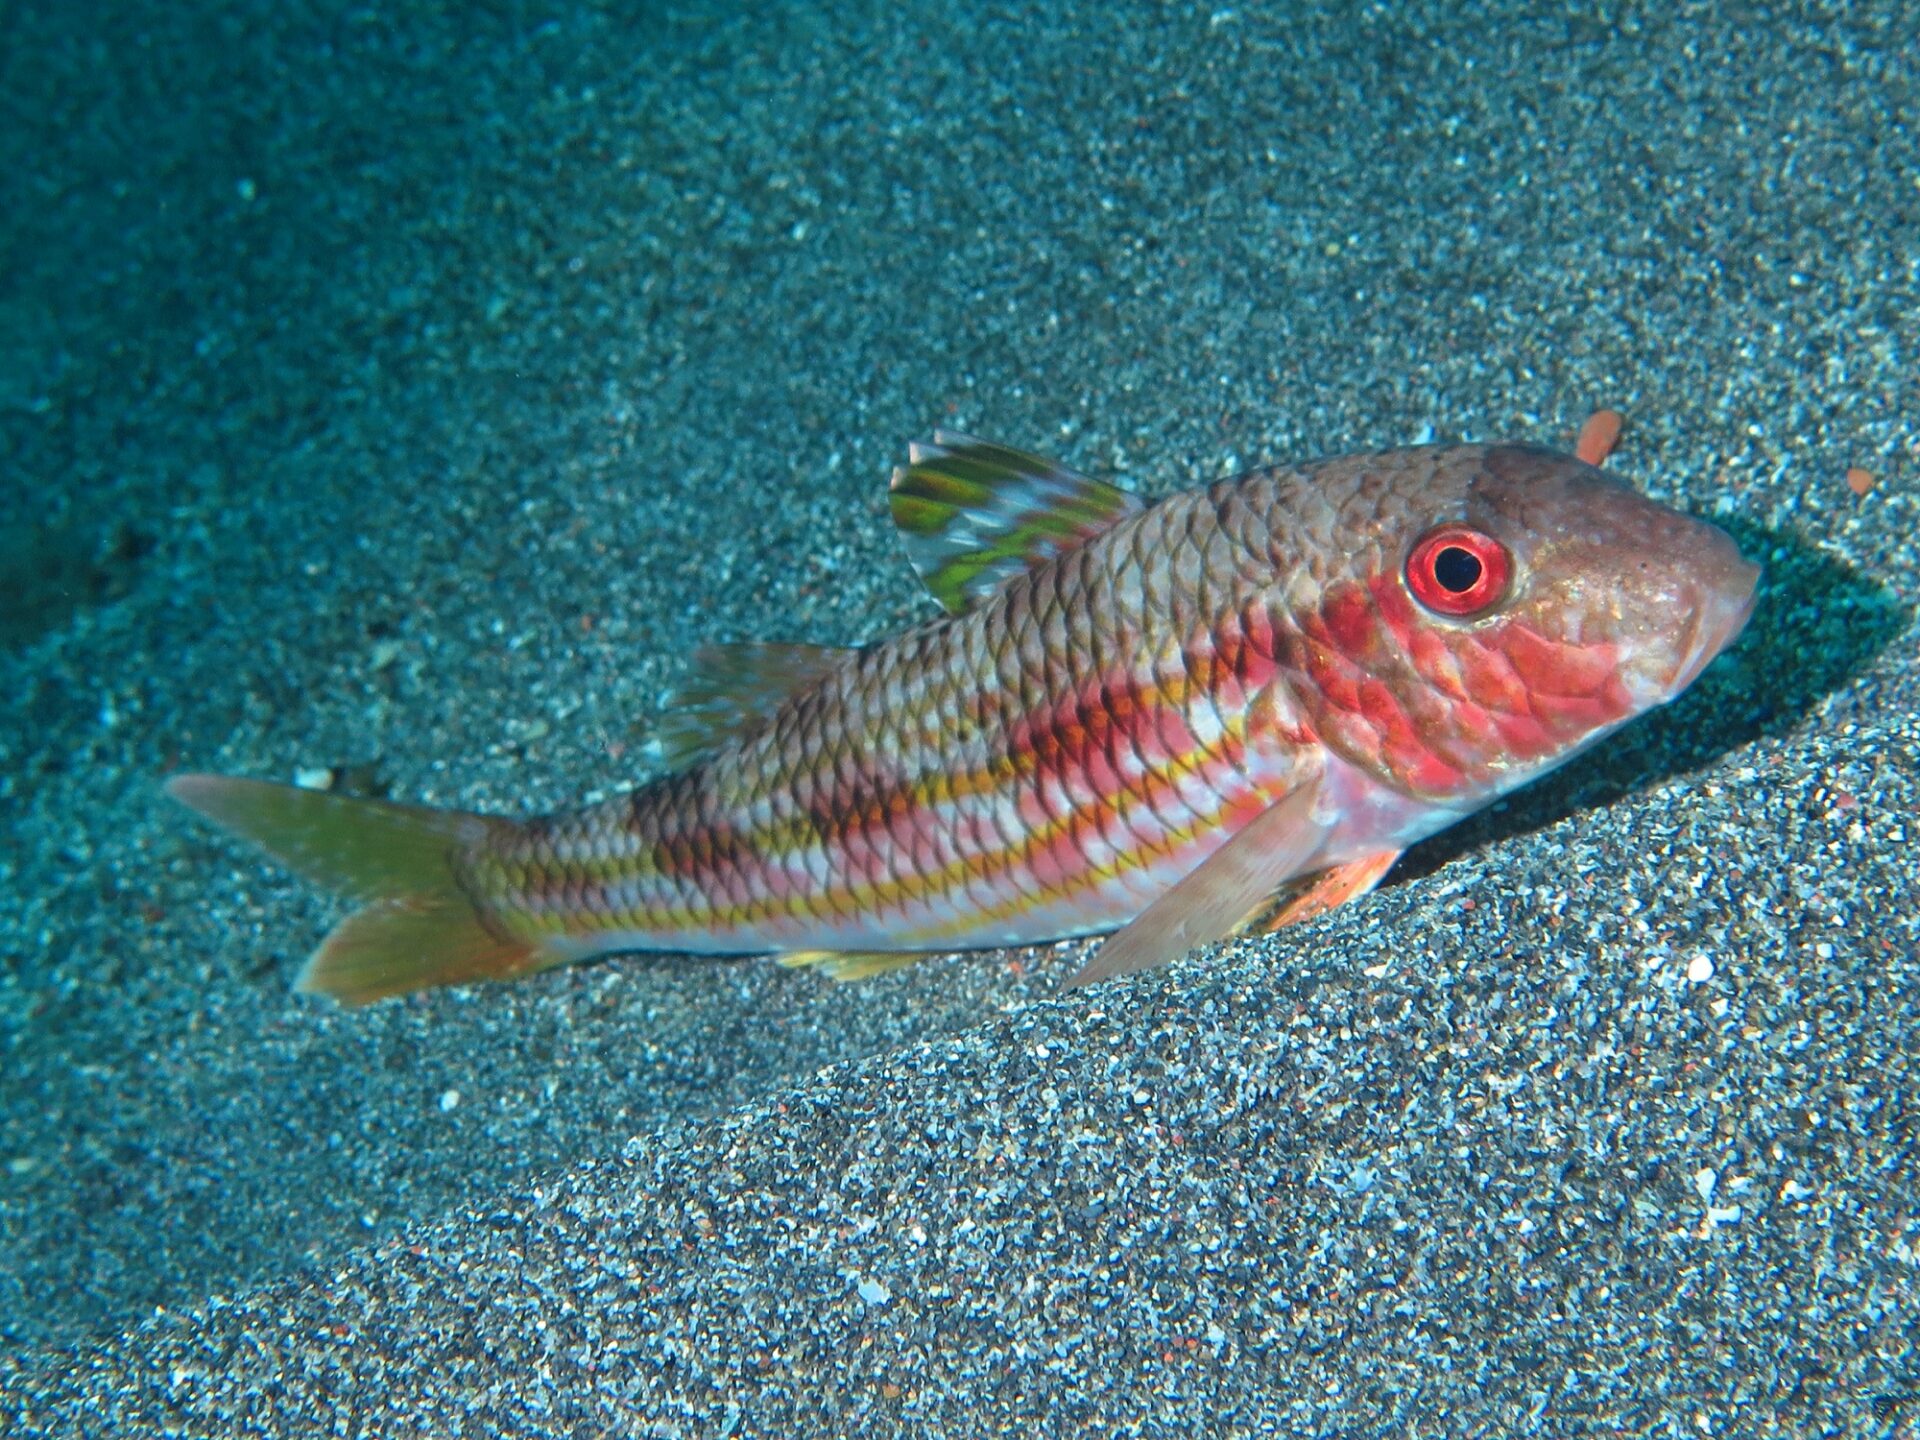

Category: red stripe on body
[1323, 586, 1380, 660]
[1367, 572, 1421, 651]
[1493, 711, 1552, 756]
[1357, 678, 1465, 794]
[1453, 638, 1531, 718]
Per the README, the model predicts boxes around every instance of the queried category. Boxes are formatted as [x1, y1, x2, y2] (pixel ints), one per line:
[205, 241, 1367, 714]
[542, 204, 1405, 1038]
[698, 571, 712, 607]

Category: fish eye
[1406, 525, 1511, 616]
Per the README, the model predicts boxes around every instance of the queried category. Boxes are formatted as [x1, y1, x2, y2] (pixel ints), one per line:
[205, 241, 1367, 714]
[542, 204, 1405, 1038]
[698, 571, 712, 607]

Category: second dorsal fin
[888, 431, 1144, 615]
[641, 642, 855, 769]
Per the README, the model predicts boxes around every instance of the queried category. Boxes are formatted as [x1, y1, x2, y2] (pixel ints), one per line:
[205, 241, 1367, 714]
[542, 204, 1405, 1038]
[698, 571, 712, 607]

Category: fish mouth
[1669, 555, 1761, 696]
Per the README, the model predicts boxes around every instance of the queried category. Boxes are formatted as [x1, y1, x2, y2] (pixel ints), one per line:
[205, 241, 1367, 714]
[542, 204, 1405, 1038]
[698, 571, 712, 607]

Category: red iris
[1405, 525, 1511, 616]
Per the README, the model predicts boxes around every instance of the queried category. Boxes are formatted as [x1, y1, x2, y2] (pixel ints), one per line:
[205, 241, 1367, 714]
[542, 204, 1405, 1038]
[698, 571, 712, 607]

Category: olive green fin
[642, 642, 855, 770]
[888, 431, 1143, 615]
[166, 773, 497, 897]
[166, 773, 544, 1006]
[298, 896, 551, 1006]
[776, 948, 925, 982]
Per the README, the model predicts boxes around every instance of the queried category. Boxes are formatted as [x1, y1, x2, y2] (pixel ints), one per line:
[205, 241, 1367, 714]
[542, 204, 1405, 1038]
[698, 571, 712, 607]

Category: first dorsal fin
[888, 431, 1144, 615]
[641, 641, 855, 769]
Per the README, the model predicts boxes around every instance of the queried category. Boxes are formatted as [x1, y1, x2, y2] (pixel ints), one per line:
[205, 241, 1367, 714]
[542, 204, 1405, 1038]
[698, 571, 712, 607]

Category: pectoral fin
[1069, 781, 1330, 989]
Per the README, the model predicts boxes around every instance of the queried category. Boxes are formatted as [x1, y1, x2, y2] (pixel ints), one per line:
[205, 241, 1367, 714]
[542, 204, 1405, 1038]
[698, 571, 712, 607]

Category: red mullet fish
[169, 428, 1758, 1004]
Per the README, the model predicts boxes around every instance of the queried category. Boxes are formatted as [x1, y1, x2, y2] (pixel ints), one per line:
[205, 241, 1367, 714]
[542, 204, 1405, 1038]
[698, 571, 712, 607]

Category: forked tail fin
[166, 774, 544, 1006]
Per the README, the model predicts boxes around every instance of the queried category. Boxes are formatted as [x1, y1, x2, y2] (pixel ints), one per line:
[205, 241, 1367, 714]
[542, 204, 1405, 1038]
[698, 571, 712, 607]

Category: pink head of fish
[1267, 443, 1760, 811]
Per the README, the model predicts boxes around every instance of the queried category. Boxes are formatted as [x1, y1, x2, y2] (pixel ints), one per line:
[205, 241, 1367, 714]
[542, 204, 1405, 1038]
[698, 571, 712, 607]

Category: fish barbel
[169, 428, 1758, 1004]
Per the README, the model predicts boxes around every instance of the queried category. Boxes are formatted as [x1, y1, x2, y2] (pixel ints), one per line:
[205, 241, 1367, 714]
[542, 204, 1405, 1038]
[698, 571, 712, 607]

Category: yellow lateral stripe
[541, 715, 1255, 938]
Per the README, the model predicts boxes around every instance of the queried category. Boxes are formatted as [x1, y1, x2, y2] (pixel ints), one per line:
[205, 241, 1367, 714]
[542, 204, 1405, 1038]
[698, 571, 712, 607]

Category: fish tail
[166, 773, 544, 1006]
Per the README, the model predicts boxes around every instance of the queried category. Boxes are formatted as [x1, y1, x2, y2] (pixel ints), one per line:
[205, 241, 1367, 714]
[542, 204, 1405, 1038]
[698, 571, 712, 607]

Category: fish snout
[1668, 528, 1760, 695]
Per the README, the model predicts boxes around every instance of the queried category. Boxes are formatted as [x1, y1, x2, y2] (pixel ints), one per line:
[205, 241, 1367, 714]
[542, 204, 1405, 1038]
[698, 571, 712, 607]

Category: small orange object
[1847, 466, 1875, 496]
[1574, 409, 1625, 467]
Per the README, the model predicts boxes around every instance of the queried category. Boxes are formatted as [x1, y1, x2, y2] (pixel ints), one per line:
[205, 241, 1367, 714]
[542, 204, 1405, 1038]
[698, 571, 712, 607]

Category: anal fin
[777, 948, 925, 982]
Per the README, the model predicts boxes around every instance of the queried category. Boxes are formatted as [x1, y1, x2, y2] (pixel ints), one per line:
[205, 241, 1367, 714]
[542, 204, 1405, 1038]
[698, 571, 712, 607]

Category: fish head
[1281, 443, 1759, 804]
[1463, 444, 1760, 711]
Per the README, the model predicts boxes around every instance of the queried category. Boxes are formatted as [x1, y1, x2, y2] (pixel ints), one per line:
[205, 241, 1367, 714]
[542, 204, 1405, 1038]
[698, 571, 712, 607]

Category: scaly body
[170, 429, 1757, 1003]
[493, 469, 1349, 960]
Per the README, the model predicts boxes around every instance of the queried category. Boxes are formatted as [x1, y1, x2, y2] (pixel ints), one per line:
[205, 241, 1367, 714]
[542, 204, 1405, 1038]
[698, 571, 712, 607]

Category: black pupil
[1433, 545, 1482, 593]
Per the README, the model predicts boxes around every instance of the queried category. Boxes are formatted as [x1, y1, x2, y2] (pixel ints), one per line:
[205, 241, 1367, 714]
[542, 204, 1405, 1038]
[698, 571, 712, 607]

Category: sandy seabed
[2, 1, 1915, 1433]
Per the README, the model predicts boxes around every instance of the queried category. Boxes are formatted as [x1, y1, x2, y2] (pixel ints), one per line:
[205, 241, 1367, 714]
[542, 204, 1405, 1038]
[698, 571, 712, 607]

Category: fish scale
[503, 485, 1278, 955]
[167, 431, 1758, 1004]
[466, 451, 1594, 946]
